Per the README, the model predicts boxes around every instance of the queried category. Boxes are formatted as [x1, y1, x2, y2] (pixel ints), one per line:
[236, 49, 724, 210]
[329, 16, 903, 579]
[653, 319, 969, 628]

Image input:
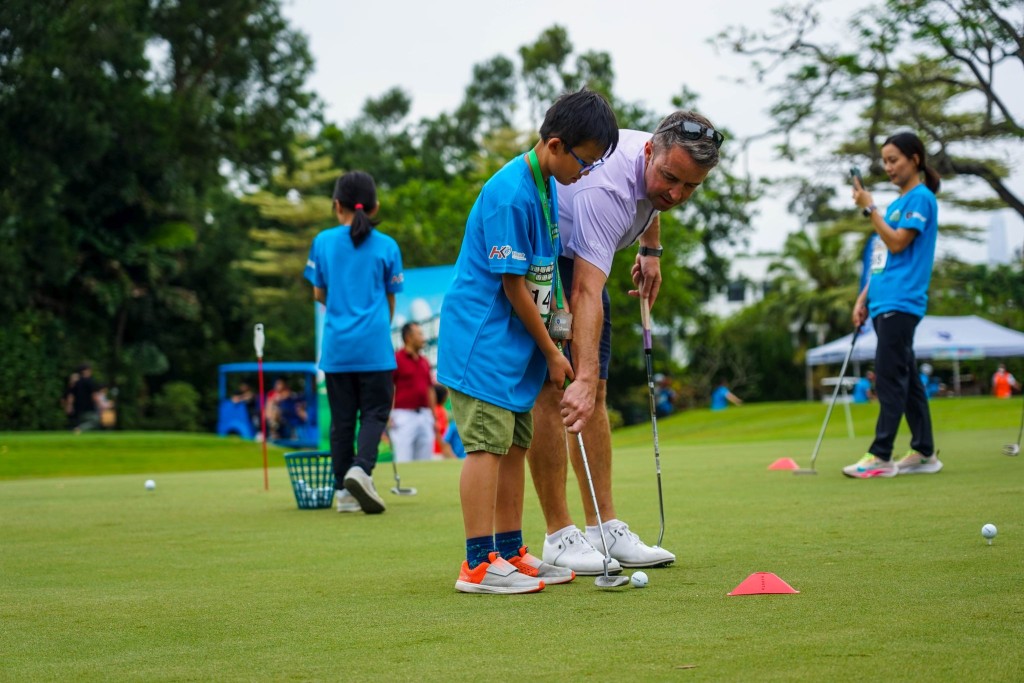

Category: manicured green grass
[0, 432, 289, 480]
[2, 398, 1023, 681]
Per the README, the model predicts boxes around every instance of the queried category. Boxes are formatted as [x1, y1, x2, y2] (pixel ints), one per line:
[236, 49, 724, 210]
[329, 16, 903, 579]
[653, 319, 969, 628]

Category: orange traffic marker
[728, 572, 799, 596]
[768, 458, 800, 470]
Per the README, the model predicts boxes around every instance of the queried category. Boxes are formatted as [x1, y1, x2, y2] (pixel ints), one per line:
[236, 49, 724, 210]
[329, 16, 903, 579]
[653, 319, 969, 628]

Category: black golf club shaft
[640, 296, 666, 547]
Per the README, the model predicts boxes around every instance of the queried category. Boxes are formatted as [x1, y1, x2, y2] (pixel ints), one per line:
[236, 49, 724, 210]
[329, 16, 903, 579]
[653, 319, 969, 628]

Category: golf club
[1003, 394, 1024, 456]
[639, 296, 666, 547]
[795, 325, 862, 475]
[384, 426, 417, 495]
[575, 431, 629, 588]
[254, 323, 269, 491]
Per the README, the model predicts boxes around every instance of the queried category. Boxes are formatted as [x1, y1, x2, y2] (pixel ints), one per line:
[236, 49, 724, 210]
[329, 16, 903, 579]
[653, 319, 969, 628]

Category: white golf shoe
[541, 527, 621, 576]
[586, 520, 675, 568]
[335, 488, 361, 513]
[342, 466, 386, 514]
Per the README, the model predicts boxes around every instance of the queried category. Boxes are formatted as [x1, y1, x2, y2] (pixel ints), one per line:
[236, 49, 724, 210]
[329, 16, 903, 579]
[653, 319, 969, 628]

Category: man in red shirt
[391, 322, 436, 462]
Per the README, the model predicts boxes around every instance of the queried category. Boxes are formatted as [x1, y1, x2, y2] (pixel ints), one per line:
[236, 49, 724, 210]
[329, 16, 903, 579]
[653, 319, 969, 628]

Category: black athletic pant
[325, 371, 394, 486]
[869, 311, 934, 460]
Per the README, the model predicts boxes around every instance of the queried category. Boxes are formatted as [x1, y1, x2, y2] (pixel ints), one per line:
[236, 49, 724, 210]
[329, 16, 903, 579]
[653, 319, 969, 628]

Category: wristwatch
[638, 246, 663, 257]
[862, 204, 877, 217]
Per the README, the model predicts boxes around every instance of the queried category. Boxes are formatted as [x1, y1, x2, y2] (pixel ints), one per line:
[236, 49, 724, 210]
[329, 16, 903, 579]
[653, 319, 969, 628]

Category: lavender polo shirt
[556, 129, 657, 276]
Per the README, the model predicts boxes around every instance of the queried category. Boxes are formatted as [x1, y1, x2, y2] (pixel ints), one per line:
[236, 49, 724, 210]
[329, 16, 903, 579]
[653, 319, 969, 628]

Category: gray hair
[651, 111, 721, 169]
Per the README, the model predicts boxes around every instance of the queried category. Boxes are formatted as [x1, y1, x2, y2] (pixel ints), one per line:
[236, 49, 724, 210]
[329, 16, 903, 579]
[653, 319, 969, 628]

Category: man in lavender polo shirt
[528, 111, 723, 575]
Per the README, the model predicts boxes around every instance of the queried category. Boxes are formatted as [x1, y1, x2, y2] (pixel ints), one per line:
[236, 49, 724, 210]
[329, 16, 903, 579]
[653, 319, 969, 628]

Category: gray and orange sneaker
[455, 552, 545, 595]
[507, 546, 575, 585]
[895, 449, 943, 474]
[842, 454, 898, 478]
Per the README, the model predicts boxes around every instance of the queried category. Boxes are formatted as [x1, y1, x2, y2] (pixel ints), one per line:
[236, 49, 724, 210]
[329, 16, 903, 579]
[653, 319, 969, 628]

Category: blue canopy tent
[805, 315, 1024, 397]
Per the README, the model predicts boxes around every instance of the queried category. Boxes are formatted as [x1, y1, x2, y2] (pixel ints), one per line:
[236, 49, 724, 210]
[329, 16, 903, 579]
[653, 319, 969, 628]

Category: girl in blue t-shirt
[844, 132, 942, 479]
[304, 171, 404, 513]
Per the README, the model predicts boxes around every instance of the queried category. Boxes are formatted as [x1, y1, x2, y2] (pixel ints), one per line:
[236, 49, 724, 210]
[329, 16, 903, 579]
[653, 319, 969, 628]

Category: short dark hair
[333, 171, 381, 247]
[651, 111, 721, 169]
[401, 322, 420, 342]
[539, 88, 619, 160]
[882, 131, 941, 194]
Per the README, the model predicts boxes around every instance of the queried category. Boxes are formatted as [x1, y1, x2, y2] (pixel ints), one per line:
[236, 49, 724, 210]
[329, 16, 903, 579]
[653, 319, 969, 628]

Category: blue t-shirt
[437, 155, 557, 413]
[867, 185, 938, 319]
[852, 377, 872, 404]
[710, 386, 731, 411]
[304, 226, 404, 372]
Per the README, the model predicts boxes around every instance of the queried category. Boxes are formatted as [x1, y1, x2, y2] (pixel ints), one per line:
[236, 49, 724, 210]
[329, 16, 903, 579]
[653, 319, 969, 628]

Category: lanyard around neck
[525, 149, 564, 311]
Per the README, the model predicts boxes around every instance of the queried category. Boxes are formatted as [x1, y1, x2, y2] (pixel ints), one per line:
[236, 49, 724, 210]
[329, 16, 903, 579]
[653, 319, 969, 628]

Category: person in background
[231, 382, 258, 430]
[70, 363, 103, 432]
[305, 170, 404, 514]
[654, 374, 677, 417]
[276, 383, 308, 440]
[391, 322, 436, 463]
[919, 363, 940, 399]
[710, 379, 743, 411]
[853, 370, 876, 404]
[845, 131, 942, 478]
[62, 371, 80, 427]
[992, 363, 1020, 399]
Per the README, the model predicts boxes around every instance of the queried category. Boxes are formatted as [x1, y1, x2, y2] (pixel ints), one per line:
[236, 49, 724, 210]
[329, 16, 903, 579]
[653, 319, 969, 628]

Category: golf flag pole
[254, 323, 268, 491]
[640, 295, 666, 547]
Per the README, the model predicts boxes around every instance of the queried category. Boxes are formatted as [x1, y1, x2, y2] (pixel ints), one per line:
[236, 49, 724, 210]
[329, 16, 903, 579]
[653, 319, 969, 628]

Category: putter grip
[640, 297, 653, 350]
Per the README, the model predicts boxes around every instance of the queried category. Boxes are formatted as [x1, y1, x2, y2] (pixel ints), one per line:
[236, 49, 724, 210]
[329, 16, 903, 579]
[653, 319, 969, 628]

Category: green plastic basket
[283, 451, 335, 510]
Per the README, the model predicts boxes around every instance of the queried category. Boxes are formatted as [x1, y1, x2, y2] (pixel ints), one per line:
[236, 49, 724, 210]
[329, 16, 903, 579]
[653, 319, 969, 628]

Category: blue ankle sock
[495, 530, 523, 560]
[466, 536, 494, 569]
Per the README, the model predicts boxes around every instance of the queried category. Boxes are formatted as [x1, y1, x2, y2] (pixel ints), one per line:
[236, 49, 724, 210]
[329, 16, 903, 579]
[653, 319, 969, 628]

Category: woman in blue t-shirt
[843, 132, 943, 479]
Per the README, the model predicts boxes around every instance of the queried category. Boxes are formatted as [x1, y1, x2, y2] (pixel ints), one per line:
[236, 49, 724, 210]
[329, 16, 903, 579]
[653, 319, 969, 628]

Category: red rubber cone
[728, 572, 799, 596]
[768, 458, 800, 470]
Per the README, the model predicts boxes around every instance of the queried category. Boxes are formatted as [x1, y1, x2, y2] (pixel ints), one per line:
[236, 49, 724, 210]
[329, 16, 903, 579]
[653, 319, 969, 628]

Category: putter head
[390, 486, 418, 496]
[793, 468, 818, 475]
[1003, 444, 1020, 456]
[595, 575, 630, 588]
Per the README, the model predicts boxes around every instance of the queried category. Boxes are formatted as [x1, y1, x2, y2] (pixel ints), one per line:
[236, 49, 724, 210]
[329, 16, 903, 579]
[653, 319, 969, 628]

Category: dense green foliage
[0, 0, 316, 428]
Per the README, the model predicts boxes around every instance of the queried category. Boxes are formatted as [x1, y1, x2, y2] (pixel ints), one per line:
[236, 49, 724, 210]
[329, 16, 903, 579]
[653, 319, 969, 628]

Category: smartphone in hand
[849, 166, 864, 189]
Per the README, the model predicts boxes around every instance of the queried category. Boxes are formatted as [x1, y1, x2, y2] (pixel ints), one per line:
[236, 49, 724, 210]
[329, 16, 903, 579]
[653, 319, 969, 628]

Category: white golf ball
[982, 524, 997, 539]
[630, 571, 649, 588]
[144, 479, 156, 491]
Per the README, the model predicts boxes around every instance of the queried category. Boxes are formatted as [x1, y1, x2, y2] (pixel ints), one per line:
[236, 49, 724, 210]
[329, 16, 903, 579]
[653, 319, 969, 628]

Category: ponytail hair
[333, 171, 381, 247]
[883, 132, 941, 194]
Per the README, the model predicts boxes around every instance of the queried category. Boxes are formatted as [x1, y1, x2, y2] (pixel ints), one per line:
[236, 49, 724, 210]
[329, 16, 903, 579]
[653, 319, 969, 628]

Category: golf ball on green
[982, 524, 997, 539]
[631, 571, 649, 588]
[145, 479, 156, 491]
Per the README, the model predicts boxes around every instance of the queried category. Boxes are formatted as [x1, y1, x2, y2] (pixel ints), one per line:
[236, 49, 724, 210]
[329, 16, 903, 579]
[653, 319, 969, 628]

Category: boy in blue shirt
[438, 89, 618, 593]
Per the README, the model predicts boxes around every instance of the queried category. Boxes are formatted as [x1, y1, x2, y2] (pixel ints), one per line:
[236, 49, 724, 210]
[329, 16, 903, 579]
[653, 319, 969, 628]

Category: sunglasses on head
[655, 119, 724, 149]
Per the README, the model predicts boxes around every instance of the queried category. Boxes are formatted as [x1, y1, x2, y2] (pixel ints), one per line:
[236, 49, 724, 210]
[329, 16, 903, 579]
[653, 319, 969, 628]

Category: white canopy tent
[805, 315, 1024, 398]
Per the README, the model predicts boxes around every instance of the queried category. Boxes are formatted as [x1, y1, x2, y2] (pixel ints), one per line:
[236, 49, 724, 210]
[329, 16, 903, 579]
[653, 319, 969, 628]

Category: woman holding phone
[844, 132, 942, 479]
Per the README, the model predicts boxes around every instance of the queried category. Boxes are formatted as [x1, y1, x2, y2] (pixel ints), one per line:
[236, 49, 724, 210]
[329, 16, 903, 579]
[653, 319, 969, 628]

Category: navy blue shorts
[558, 256, 611, 380]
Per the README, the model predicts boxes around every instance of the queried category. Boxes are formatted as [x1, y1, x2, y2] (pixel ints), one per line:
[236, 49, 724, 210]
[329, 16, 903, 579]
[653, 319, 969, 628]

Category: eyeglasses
[567, 147, 605, 173]
[655, 119, 725, 149]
